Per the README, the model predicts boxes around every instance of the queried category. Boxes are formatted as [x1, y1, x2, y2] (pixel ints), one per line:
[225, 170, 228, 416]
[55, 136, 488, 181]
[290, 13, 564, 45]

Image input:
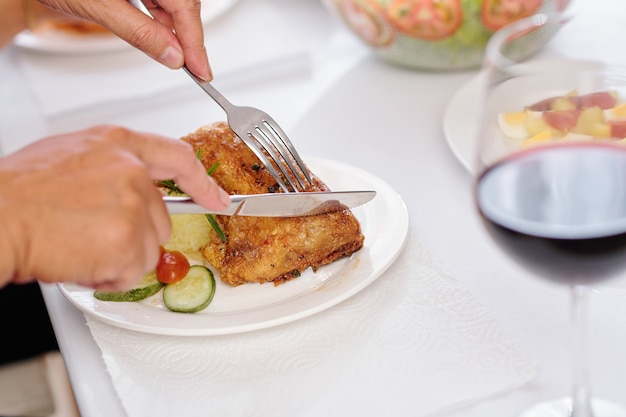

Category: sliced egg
[497, 111, 529, 139]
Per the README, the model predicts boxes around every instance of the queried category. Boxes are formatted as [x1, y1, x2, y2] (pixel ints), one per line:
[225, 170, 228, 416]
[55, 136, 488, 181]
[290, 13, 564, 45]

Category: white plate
[442, 74, 482, 174]
[58, 157, 409, 336]
[14, 0, 239, 54]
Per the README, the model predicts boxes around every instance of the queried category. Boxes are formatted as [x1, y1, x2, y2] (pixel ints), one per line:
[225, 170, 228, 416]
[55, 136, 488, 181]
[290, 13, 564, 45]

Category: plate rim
[442, 74, 482, 174]
[58, 156, 410, 336]
[13, 0, 240, 54]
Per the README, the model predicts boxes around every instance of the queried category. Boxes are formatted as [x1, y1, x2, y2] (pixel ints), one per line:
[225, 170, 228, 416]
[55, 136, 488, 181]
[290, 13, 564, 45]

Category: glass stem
[570, 284, 593, 417]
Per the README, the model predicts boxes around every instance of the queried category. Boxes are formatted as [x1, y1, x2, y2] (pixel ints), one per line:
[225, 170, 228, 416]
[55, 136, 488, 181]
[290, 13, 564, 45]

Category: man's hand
[0, 126, 228, 291]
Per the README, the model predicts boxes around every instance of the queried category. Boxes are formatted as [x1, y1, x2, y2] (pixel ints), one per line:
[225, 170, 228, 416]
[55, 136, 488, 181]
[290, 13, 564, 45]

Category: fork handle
[182, 67, 236, 114]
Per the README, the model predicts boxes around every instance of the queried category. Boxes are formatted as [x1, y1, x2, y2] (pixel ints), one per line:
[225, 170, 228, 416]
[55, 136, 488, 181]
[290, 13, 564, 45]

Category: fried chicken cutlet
[181, 121, 365, 286]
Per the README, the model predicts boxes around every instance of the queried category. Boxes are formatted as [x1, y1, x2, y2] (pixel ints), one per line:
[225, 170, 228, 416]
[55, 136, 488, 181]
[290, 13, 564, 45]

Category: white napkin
[15, 0, 315, 118]
[86, 235, 538, 417]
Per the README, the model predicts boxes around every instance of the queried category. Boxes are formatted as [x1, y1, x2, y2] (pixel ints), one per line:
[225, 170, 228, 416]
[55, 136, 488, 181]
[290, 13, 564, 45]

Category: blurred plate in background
[13, 0, 239, 54]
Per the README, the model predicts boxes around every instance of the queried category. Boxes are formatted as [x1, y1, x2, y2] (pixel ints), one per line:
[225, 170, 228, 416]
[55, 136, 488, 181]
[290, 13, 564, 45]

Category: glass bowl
[321, 0, 570, 71]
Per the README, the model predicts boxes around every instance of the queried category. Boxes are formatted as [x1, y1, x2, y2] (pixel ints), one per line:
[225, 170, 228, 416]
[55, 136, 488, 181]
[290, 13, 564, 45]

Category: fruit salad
[498, 91, 626, 147]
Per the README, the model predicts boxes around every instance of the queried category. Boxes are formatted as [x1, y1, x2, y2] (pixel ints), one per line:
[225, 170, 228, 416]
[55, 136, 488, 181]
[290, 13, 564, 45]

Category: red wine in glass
[477, 143, 626, 286]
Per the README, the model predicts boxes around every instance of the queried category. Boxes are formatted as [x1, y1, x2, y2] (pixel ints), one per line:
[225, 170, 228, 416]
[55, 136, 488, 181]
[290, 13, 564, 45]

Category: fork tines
[242, 118, 313, 193]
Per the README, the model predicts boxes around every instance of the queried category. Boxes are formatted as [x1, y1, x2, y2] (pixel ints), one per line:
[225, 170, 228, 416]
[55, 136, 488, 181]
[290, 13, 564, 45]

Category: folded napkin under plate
[15, 0, 323, 118]
[86, 236, 537, 417]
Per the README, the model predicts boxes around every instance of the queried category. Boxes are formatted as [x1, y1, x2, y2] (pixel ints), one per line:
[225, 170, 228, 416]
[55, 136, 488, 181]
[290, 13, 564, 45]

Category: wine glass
[474, 12, 626, 417]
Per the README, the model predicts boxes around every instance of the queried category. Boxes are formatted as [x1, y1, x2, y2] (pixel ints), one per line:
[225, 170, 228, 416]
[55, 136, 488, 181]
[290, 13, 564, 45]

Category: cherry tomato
[156, 249, 190, 284]
[481, 0, 542, 32]
[386, 0, 463, 41]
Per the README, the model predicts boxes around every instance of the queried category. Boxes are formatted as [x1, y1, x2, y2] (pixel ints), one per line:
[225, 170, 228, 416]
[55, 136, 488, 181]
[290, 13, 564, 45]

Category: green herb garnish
[204, 162, 225, 241]
[205, 214, 227, 243]
[207, 162, 219, 176]
[159, 155, 226, 241]
[157, 179, 183, 194]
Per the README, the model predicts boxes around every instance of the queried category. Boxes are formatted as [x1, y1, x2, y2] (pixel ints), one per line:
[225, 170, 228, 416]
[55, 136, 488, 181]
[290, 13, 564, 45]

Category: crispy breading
[181, 121, 365, 286]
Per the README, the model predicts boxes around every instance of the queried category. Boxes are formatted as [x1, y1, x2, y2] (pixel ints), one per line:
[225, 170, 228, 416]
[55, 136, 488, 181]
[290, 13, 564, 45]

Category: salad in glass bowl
[322, 0, 571, 70]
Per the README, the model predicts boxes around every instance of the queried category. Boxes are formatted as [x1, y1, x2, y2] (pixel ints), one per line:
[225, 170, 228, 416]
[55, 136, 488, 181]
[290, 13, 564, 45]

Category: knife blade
[163, 191, 376, 217]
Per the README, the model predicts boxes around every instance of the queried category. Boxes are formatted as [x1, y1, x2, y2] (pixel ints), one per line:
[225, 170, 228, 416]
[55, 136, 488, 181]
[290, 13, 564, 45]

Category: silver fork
[182, 67, 313, 192]
[130, 0, 312, 192]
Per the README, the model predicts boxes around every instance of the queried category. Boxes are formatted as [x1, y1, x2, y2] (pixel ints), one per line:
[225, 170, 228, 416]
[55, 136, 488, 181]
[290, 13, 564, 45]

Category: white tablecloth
[86, 237, 537, 417]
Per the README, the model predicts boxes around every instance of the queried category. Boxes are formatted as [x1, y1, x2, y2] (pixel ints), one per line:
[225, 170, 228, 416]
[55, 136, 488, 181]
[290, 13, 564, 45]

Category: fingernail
[192, 64, 213, 82]
[158, 46, 184, 69]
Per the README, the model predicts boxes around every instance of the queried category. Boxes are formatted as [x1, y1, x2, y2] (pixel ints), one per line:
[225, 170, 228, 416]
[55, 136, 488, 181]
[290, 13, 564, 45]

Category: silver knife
[163, 191, 376, 217]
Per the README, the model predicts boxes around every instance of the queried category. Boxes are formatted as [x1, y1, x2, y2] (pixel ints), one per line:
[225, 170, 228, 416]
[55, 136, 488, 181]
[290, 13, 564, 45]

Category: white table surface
[2, 0, 626, 416]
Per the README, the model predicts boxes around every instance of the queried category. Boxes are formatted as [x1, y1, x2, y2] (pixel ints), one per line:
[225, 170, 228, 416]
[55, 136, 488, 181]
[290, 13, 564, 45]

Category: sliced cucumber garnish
[94, 271, 164, 302]
[163, 265, 215, 313]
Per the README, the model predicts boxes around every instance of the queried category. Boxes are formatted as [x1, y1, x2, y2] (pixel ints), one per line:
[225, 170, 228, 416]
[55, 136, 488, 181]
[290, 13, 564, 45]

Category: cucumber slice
[94, 271, 164, 302]
[163, 265, 215, 313]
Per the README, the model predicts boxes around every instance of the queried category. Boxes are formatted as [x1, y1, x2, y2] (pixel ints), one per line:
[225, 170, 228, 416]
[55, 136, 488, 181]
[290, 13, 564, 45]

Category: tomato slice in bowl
[481, 0, 543, 31]
[386, 0, 464, 41]
[329, 0, 396, 47]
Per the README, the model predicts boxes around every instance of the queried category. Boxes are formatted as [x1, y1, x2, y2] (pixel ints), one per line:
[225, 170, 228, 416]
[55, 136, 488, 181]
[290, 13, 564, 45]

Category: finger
[88, 217, 162, 293]
[172, 166, 230, 209]
[150, 141, 231, 210]
[104, 150, 173, 270]
[98, 1, 185, 69]
[144, 178, 173, 245]
[140, 0, 175, 28]
[156, 0, 212, 80]
[110, 130, 230, 210]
